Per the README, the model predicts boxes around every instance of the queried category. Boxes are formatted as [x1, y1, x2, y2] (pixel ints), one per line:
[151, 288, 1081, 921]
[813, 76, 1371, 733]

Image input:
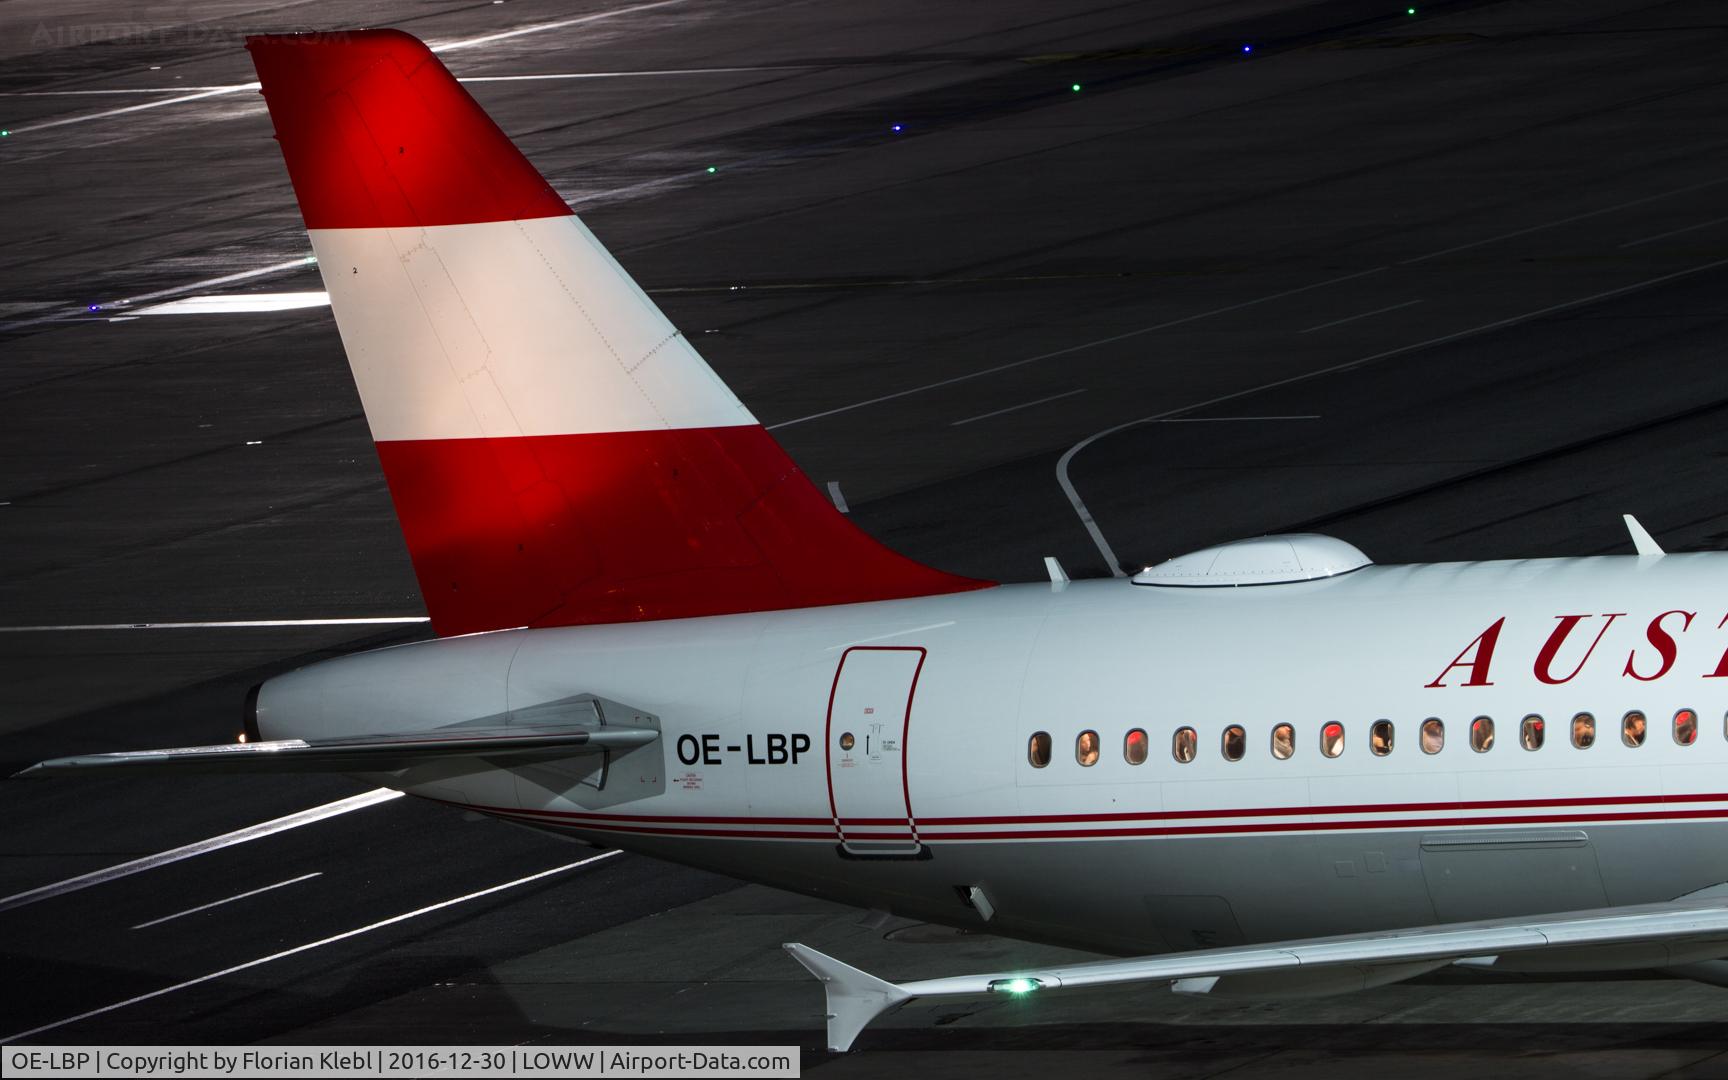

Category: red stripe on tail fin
[376, 428, 990, 636]
[248, 30, 572, 229]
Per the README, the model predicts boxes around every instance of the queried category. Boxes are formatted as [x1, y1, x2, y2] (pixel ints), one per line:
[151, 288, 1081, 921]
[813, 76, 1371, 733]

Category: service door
[825, 646, 925, 856]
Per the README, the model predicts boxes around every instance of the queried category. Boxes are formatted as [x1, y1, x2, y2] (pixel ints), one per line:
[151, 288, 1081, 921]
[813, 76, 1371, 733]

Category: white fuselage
[258, 552, 1728, 955]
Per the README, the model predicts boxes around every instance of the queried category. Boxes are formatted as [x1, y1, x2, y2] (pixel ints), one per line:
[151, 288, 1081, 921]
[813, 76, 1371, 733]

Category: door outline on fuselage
[824, 646, 926, 857]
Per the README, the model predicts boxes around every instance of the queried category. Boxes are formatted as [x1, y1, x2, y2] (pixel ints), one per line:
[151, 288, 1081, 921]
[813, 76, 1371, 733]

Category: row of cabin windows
[1026, 708, 1716, 768]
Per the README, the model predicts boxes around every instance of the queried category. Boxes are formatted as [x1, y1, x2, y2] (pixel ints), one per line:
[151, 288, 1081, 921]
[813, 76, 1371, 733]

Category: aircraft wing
[786, 892, 1728, 1050]
[14, 724, 658, 777]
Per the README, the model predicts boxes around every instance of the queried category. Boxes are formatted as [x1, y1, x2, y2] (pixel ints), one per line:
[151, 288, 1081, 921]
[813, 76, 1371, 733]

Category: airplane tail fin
[246, 30, 988, 636]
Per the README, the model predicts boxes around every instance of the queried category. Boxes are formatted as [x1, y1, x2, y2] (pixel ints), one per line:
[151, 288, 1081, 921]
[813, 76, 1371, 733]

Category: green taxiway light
[706, 166, 717, 174]
[1070, 83, 1082, 92]
[1407, 6, 1416, 13]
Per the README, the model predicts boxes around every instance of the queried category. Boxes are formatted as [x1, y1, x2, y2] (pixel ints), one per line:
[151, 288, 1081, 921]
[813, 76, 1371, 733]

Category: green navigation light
[988, 977, 1045, 995]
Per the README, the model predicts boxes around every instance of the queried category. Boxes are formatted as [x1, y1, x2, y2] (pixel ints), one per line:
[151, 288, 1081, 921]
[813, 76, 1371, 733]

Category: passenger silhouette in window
[1173, 726, 1197, 763]
[1028, 731, 1052, 768]
[1320, 722, 1345, 758]
[1470, 716, 1495, 753]
[1370, 720, 1394, 757]
[1674, 709, 1698, 746]
[1076, 730, 1100, 766]
[1520, 715, 1544, 751]
[1222, 725, 1246, 762]
[1271, 724, 1295, 760]
[1571, 713, 1596, 749]
[1420, 718, 1445, 755]
[1622, 711, 1647, 748]
[1124, 728, 1149, 765]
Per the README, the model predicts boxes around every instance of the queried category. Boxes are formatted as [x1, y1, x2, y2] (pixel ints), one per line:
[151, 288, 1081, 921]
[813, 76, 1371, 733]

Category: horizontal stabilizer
[788, 894, 1728, 1050]
[15, 724, 657, 777]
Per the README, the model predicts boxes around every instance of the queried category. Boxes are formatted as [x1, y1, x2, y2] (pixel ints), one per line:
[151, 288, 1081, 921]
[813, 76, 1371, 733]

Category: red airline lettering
[1623, 609, 1695, 682]
[1425, 617, 1505, 688]
[1534, 613, 1624, 685]
[1707, 612, 1728, 679]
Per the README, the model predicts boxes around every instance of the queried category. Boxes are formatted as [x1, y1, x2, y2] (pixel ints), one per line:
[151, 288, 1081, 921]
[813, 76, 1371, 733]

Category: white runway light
[134, 291, 330, 315]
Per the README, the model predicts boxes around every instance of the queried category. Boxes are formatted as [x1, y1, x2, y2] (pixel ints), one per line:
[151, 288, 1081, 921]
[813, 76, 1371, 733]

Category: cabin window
[1571, 712, 1596, 749]
[1028, 731, 1051, 768]
[1520, 714, 1545, 751]
[1673, 709, 1698, 746]
[1270, 723, 1295, 760]
[1320, 722, 1345, 758]
[1076, 730, 1100, 766]
[1369, 720, 1394, 757]
[1222, 725, 1246, 762]
[1622, 710, 1647, 748]
[1125, 728, 1149, 765]
[1173, 726, 1198, 764]
[1470, 716, 1495, 752]
[1420, 718, 1445, 755]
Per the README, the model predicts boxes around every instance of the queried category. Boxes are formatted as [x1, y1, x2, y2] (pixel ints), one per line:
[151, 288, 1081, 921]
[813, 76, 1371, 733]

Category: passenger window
[1520, 714, 1544, 751]
[1369, 720, 1394, 757]
[1470, 716, 1495, 752]
[1674, 709, 1698, 747]
[1270, 723, 1295, 760]
[1622, 710, 1647, 748]
[1420, 718, 1445, 755]
[1320, 722, 1345, 758]
[1222, 725, 1246, 762]
[1172, 726, 1197, 764]
[1028, 731, 1051, 768]
[1124, 728, 1149, 765]
[1571, 712, 1596, 749]
[1076, 730, 1100, 766]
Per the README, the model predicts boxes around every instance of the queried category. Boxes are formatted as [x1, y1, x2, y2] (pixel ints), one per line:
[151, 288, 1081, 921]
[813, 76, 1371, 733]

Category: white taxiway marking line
[951, 388, 1088, 427]
[769, 267, 1386, 431]
[1056, 256, 1728, 575]
[3, 257, 324, 332]
[134, 291, 330, 315]
[4, 85, 258, 134]
[1398, 176, 1728, 265]
[0, 87, 259, 96]
[1298, 300, 1422, 334]
[6, 0, 697, 134]
[826, 481, 851, 513]
[132, 872, 322, 930]
[2, 850, 623, 1043]
[1, 68, 781, 95]
[429, 0, 694, 52]
[1618, 213, 1728, 249]
[0, 617, 429, 632]
[0, 790, 401, 914]
[460, 66, 804, 82]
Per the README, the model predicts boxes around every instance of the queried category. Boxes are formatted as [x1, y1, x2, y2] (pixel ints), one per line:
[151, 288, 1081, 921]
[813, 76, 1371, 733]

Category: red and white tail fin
[247, 30, 989, 636]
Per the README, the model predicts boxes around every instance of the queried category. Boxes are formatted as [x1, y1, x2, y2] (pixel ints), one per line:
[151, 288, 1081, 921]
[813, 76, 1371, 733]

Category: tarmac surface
[2, 0, 1726, 1074]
